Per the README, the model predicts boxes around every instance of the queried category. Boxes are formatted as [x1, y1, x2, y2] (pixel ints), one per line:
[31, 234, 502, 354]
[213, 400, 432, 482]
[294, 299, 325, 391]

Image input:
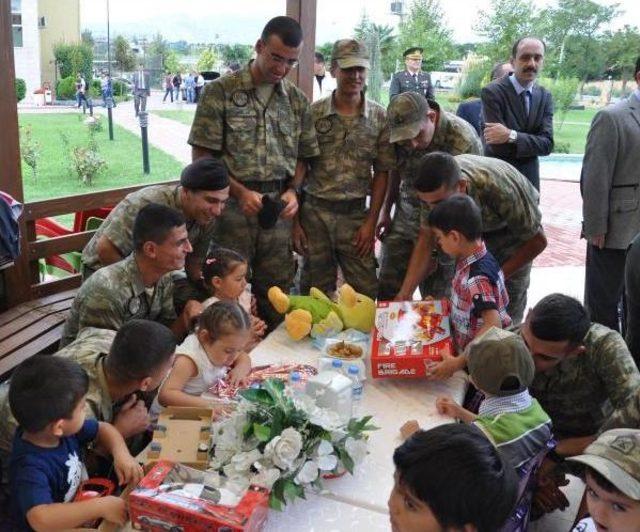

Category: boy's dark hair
[202, 247, 248, 288]
[415, 152, 462, 193]
[261, 16, 303, 48]
[428, 194, 482, 241]
[105, 320, 176, 383]
[529, 293, 591, 347]
[315, 52, 325, 63]
[393, 424, 518, 532]
[9, 356, 89, 433]
[511, 36, 547, 58]
[198, 301, 251, 340]
[133, 203, 185, 252]
[584, 465, 621, 494]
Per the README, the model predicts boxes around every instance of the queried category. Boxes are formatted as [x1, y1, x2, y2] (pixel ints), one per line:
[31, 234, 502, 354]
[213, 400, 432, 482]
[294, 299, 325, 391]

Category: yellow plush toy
[268, 284, 376, 341]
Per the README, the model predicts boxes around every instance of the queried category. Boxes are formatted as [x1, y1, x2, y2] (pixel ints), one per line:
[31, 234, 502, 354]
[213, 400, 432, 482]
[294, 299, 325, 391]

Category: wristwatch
[508, 129, 518, 143]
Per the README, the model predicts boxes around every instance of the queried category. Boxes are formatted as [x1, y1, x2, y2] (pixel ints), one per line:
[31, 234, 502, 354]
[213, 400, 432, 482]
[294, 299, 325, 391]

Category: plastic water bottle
[348, 365, 363, 417]
[331, 359, 344, 376]
[289, 371, 305, 399]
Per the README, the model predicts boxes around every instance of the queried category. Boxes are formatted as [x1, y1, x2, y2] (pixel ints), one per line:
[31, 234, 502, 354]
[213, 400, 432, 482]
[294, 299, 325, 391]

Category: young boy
[568, 429, 640, 532]
[425, 194, 511, 379]
[8, 355, 144, 530]
[389, 423, 518, 532]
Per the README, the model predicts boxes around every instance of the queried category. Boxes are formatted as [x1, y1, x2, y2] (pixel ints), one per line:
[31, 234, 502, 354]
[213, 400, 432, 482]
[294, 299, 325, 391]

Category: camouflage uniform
[378, 103, 482, 300]
[300, 94, 395, 299]
[417, 154, 542, 324]
[525, 323, 640, 438]
[60, 254, 176, 347]
[188, 63, 319, 328]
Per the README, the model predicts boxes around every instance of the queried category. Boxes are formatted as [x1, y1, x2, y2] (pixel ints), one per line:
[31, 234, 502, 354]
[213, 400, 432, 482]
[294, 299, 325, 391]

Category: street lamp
[106, 0, 114, 140]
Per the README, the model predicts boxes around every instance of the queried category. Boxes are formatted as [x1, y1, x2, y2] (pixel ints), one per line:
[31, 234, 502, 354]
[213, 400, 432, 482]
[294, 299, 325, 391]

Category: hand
[239, 188, 264, 216]
[533, 469, 570, 514]
[228, 364, 251, 387]
[376, 211, 392, 241]
[113, 394, 150, 439]
[483, 122, 511, 145]
[182, 300, 203, 330]
[280, 189, 299, 219]
[250, 295, 258, 315]
[425, 352, 463, 381]
[251, 315, 267, 338]
[98, 496, 127, 525]
[590, 234, 606, 249]
[112, 450, 144, 486]
[400, 420, 420, 440]
[435, 396, 463, 418]
[353, 219, 376, 257]
[393, 290, 412, 302]
[292, 218, 308, 255]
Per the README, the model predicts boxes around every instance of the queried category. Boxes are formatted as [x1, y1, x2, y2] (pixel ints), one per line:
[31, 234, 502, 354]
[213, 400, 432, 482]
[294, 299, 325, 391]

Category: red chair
[35, 218, 79, 275]
[73, 207, 113, 233]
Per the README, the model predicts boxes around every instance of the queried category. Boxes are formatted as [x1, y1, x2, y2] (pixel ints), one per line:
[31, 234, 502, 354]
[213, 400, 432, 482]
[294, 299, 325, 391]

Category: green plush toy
[267, 284, 375, 341]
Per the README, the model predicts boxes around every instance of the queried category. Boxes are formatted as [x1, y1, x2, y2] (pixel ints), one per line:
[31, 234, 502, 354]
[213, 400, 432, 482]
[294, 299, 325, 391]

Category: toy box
[129, 461, 269, 532]
[148, 407, 213, 470]
[370, 300, 453, 379]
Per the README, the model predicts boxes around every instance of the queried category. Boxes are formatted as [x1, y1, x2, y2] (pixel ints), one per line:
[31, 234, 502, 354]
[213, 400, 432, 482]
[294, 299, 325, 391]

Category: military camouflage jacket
[61, 254, 176, 347]
[397, 107, 482, 205]
[528, 323, 640, 438]
[0, 328, 115, 455]
[420, 154, 542, 265]
[82, 184, 215, 272]
[188, 63, 320, 183]
[305, 94, 395, 201]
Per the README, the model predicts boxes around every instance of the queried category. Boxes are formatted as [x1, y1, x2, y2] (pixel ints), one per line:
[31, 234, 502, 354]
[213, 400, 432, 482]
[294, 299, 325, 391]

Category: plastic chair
[35, 218, 82, 277]
[73, 207, 112, 233]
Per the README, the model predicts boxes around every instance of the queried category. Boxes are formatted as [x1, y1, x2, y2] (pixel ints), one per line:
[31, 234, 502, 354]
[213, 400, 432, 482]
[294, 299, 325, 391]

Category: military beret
[180, 158, 229, 191]
[403, 47, 424, 59]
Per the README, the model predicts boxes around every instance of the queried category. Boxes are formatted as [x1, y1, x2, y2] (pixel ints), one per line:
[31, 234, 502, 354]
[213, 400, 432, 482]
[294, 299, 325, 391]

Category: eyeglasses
[262, 45, 299, 68]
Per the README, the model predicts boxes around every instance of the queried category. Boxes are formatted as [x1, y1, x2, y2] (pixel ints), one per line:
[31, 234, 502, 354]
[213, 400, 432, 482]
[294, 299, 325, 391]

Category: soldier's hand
[353, 219, 376, 257]
[292, 219, 308, 255]
[239, 188, 264, 216]
[376, 211, 392, 241]
[113, 394, 150, 438]
[280, 189, 299, 219]
[182, 300, 203, 330]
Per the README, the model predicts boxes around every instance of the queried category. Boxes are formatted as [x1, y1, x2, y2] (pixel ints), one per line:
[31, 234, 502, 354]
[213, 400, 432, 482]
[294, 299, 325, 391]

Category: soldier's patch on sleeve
[231, 90, 249, 107]
[127, 296, 141, 315]
[315, 117, 333, 134]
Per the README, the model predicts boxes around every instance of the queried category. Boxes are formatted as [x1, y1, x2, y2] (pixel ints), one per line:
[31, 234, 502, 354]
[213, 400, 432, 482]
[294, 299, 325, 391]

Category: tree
[53, 42, 93, 82]
[540, 76, 579, 129]
[164, 50, 180, 73]
[315, 41, 333, 63]
[219, 44, 253, 65]
[114, 35, 135, 73]
[603, 25, 640, 91]
[81, 29, 94, 47]
[397, 0, 455, 72]
[354, 17, 397, 80]
[148, 32, 170, 70]
[354, 15, 385, 103]
[197, 47, 218, 72]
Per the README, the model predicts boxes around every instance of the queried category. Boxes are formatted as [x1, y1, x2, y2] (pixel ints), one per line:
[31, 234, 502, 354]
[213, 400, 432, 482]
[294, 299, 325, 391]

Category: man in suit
[389, 47, 434, 101]
[481, 37, 554, 191]
[133, 63, 150, 117]
[583, 57, 640, 333]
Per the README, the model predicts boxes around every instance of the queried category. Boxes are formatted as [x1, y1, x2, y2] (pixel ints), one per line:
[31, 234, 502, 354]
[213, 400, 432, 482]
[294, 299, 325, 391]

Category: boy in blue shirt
[8, 355, 143, 530]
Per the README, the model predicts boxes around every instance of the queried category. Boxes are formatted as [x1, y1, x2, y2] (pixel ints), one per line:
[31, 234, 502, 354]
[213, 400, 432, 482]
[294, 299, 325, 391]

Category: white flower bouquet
[209, 378, 377, 510]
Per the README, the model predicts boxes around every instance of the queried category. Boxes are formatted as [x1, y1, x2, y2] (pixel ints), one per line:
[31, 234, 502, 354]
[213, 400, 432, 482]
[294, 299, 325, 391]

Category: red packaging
[370, 300, 453, 379]
[129, 461, 269, 532]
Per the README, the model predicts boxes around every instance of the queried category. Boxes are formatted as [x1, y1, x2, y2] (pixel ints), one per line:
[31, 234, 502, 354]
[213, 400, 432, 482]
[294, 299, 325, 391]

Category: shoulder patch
[315, 117, 333, 134]
[231, 90, 248, 107]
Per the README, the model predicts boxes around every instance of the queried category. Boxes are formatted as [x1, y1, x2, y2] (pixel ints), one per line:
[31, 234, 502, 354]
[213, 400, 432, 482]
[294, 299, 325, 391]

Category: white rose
[251, 467, 281, 490]
[345, 437, 368, 466]
[314, 439, 338, 471]
[294, 460, 319, 485]
[264, 427, 303, 470]
[229, 449, 262, 472]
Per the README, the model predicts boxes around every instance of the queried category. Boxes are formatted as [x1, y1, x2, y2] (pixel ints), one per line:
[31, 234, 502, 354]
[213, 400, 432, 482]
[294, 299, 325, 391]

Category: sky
[81, 0, 639, 45]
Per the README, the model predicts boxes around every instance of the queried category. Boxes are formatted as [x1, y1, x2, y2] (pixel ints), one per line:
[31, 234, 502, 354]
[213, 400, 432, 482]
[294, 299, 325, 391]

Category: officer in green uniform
[293, 39, 395, 299]
[188, 16, 320, 328]
[377, 92, 482, 301]
[400, 152, 547, 324]
[61, 204, 200, 347]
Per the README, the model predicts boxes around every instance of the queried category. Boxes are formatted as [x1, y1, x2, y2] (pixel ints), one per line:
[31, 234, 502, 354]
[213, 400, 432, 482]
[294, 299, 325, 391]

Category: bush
[20, 125, 40, 181]
[541, 76, 579, 130]
[89, 79, 101, 98]
[456, 59, 488, 100]
[112, 80, 129, 97]
[553, 141, 571, 154]
[56, 75, 77, 100]
[53, 42, 93, 83]
[15, 78, 26, 102]
[581, 85, 601, 97]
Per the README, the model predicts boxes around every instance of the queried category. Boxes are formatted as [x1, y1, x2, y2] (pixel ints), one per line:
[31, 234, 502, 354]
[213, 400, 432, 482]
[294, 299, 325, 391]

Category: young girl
[202, 247, 267, 344]
[158, 301, 252, 409]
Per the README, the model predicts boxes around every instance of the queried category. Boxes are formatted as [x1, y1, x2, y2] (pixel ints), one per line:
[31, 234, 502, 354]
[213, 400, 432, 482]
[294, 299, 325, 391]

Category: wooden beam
[31, 275, 82, 299]
[286, 0, 317, 100]
[29, 231, 95, 260]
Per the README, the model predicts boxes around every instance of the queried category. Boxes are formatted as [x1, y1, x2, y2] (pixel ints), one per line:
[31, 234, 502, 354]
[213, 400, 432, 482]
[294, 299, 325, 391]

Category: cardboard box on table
[370, 300, 453, 379]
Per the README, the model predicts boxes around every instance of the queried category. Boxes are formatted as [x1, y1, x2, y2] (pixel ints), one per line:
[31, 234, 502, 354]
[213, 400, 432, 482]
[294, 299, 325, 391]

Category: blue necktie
[523, 90, 531, 116]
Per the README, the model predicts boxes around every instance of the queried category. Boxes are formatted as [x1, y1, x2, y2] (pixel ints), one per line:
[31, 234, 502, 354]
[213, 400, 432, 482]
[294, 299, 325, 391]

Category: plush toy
[268, 284, 376, 341]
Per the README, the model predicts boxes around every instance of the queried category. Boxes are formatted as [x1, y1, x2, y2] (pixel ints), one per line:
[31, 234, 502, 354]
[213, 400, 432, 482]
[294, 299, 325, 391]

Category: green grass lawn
[19, 113, 182, 203]
[152, 109, 196, 126]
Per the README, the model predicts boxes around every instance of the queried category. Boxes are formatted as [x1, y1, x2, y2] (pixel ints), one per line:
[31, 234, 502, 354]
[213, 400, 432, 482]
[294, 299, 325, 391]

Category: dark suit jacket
[481, 75, 554, 190]
[389, 70, 434, 101]
[456, 98, 482, 136]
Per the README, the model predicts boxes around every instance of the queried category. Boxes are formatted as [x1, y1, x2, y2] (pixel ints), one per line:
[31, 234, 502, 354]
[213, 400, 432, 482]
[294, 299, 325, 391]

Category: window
[38, 16, 46, 29]
[11, 0, 22, 47]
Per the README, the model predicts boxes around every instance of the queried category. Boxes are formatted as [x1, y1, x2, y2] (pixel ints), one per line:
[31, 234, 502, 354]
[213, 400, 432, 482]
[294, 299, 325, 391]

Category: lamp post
[106, 0, 114, 140]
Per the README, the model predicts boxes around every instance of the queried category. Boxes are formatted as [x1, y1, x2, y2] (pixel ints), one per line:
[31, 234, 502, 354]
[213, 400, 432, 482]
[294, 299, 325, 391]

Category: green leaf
[239, 388, 274, 405]
[283, 479, 303, 501]
[268, 492, 284, 511]
[270, 408, 284, 439]
[263, 378, 285, 401]
[253, 423, 271, 442]
[337, 447, 355, 475]
[242, 421, 253, 439]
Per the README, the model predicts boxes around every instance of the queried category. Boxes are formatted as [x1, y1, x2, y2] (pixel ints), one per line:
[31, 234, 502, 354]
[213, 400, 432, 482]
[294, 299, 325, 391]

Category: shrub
[581, 85, 601, 97]
[53, 42, 93, 83]
[20, 125, 41, 182]
[456, 58, 488, 100]
[15, 78, 26, 102]
[112, 80, 129, 97]
[56, 75, 77, 100]
[89, 79, 101, 98]
[60, 130, 107, 186]
[553, 141, 571, 154]
[541, 77, 579, 130]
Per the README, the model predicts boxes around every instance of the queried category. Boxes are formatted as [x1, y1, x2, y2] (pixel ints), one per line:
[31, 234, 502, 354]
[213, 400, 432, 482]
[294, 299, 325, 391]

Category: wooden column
[286, 0, 317, 100]
[0, 0, 31, 307]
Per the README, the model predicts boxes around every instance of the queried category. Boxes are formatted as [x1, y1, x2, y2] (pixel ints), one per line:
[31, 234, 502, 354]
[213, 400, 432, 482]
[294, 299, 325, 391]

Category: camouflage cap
[467, 327, 535, 397]
[387, 92, 431, 143]
[568, 429, 640, 500]
[331, 39, 370, 69]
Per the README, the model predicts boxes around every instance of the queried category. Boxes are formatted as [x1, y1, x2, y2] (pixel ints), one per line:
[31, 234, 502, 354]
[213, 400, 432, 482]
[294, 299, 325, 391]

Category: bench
[0, 289, 77, 381]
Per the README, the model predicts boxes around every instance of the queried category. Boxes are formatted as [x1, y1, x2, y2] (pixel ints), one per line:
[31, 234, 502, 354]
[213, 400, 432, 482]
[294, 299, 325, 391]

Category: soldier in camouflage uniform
[188, 16, 319, 329]
[294, 39, 395, 299]
[377, 92, 482, 301]
[400, 153, 546, 324]
[81, 158, 230, 311]
[61, 204, 200, 346]
[0, 320, 176, 482]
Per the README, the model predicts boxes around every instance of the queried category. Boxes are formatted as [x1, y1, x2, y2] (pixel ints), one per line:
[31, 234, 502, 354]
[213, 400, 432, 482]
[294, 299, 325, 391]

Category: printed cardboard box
[370, 299, 453, 379]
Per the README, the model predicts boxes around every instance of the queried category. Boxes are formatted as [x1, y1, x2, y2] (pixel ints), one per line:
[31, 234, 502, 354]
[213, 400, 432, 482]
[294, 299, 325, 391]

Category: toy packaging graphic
[370, 299, 453, 379]
[129, 461, 270, 532]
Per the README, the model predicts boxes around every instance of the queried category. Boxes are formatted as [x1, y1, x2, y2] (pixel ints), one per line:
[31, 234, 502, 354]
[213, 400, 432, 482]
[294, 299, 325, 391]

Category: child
[569, 429, 640, 532]
[158, 301, 252, 409]
[390, 423, 518, 532]
[425, 193, 511, 379]
[202, 247, 267, 346]
[8, 355, 143, 530]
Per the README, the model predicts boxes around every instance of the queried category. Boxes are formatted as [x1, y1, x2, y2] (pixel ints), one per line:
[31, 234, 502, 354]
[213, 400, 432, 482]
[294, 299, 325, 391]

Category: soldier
[398, 152, 546, 324]
[377, 92, 482, 301]
[61, 204, 201, 347]
[82, 158, 229, 310]
[293, 39, 395, 299]
[389, 47, 434, 101]
[188, 16, 319, 329]
[0, 320, 176, 481]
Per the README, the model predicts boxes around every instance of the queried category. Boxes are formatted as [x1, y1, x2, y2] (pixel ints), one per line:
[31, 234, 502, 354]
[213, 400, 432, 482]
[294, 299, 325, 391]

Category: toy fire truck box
[148, 407, 213, 470]
[371, 299, 453, 379]
[129, 461, 269, 532]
